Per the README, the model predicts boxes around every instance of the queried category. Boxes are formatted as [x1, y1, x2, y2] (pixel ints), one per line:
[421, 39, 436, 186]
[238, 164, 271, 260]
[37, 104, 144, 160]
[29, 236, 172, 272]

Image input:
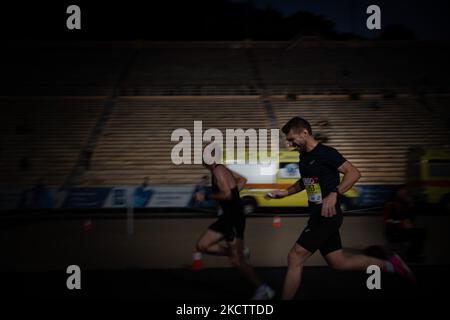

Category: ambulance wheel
[242, 197, 257, 215]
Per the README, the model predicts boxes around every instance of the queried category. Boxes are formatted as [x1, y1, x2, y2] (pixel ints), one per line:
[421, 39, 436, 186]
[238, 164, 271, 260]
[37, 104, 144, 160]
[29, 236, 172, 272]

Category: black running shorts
[208, 214, 246, 242]
[296, 204, 343, 256]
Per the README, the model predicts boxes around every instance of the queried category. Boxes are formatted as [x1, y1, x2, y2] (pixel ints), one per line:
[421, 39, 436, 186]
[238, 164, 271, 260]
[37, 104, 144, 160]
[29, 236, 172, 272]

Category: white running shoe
[251, 284, 275, 300]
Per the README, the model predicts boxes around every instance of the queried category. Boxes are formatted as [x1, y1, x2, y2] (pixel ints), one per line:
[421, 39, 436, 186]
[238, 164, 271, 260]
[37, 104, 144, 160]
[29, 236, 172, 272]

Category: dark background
[1, 0, 450, 41]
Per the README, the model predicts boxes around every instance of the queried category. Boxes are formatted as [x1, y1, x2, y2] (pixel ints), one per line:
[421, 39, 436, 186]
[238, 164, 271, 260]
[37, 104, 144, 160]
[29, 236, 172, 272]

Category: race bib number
[302, 177, 322, 203]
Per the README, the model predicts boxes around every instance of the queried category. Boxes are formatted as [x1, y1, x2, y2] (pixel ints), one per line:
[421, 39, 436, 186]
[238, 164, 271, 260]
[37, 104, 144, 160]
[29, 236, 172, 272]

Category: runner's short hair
[282, 117, 312, 135]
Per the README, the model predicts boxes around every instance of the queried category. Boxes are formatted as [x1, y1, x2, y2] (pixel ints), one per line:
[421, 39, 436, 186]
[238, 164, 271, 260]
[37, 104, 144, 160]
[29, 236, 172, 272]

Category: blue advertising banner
[64, 188, 111, 209]
[0, 185, 398, 211]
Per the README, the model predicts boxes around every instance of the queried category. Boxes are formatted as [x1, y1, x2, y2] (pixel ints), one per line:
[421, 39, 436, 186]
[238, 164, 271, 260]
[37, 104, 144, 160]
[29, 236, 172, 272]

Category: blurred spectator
[133, 177, 152, 208]
[314, 120, 330, 143]
[189, 175, 215, 208]
[316, 120, 330, 127]
[384, 185, 426, 262]
[313, 132, 329, 143]
[19, 178, 52, 209]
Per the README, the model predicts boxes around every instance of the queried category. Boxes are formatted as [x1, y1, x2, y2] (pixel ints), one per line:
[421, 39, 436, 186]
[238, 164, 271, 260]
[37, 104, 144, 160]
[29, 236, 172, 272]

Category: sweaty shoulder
[213, 164, 229, 177]
[214, 165, 235, 186]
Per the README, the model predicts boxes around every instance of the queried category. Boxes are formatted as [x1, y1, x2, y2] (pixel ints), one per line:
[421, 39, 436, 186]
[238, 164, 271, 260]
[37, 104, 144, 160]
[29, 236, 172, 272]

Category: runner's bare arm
[286, 179, 305, 196]
[230, 170, 247, 191]
[336, 161, 361, 194]
[266, 179, 305, 199]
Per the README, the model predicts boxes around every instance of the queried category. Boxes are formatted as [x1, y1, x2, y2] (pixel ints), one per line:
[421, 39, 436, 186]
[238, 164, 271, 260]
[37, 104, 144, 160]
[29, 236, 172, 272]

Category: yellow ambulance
[407, 145, 450, 211]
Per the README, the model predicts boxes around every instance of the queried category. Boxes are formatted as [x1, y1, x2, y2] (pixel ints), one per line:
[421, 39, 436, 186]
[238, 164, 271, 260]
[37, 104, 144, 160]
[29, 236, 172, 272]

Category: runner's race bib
[302, 177, 322, 203]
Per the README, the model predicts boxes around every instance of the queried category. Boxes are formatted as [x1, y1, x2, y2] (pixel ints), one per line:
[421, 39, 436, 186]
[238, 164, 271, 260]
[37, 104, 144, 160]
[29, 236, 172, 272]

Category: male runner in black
[194, 160, 274, 300]
[267, 117, 415, 300]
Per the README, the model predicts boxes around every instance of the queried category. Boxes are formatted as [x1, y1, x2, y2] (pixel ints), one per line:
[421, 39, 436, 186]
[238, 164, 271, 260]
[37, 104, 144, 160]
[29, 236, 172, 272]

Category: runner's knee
[287, 246, 309, 267]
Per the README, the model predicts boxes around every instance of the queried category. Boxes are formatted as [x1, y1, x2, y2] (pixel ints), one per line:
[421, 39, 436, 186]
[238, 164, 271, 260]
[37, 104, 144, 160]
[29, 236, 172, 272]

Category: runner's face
[286, 129, 307, 152]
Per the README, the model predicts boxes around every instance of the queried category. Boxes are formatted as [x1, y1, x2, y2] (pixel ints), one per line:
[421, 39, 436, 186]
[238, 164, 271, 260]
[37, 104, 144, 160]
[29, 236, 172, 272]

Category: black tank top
[211, 166, 243, 216]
